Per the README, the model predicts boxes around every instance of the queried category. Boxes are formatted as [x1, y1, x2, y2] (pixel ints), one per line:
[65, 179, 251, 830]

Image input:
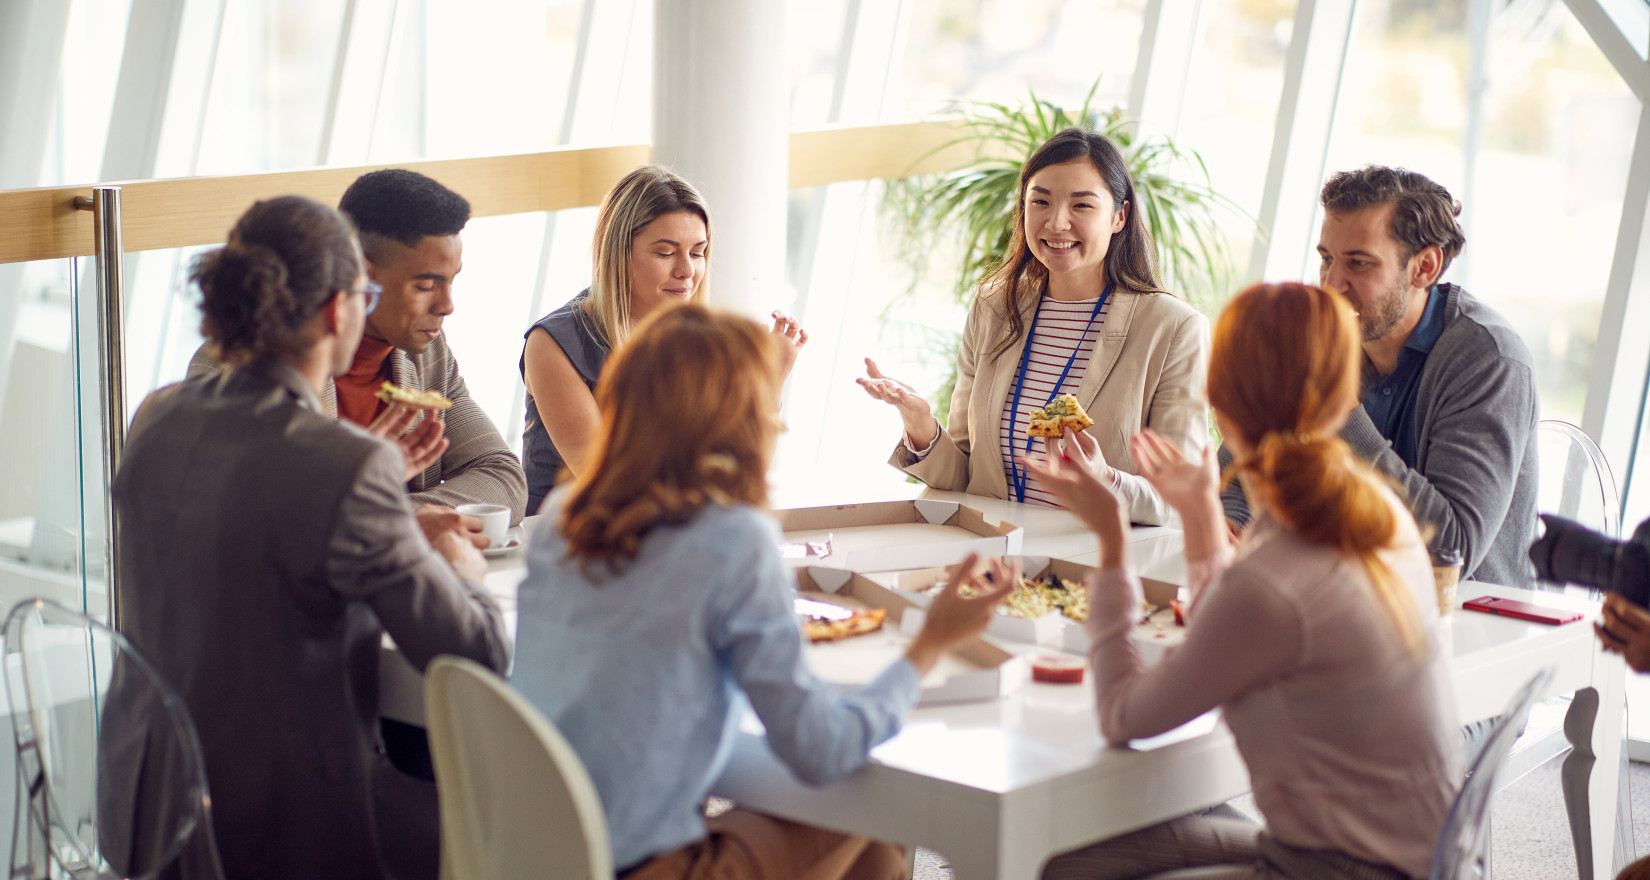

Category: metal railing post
[74, 187, 126, 630]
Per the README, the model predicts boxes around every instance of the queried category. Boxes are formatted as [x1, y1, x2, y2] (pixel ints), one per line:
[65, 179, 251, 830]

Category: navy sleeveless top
[520, 292, 610, 514]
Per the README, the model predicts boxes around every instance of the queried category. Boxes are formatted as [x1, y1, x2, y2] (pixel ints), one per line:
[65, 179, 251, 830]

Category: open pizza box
[777, 500, 1023, 573]
[864, 556, 1187, 658]
[794, 566, 1028, 705]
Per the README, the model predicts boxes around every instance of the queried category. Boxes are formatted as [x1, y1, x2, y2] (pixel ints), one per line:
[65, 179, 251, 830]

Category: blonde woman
[519, 165, 806, 512]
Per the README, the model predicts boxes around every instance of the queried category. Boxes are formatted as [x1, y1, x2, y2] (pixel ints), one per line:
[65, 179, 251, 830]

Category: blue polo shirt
[1362, 284, 1448, 468]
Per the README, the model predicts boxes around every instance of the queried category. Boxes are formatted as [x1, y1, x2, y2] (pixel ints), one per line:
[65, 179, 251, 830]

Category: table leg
[1563, 667, 1631, 880]
[1562, 686, 1599, 880]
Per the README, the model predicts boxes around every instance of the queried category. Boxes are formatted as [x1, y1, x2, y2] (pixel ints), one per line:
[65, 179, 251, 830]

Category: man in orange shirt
[191, 170, 527, 541]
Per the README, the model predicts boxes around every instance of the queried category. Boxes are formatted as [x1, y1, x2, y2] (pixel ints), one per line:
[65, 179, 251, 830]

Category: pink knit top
[1086, 492, 1463, 878]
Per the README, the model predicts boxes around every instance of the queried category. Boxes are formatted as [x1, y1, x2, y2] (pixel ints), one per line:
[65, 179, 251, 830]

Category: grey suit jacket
[891, 286, 1210, 526]
[113, 358, 510, 880]
[188, 334, 528, 523]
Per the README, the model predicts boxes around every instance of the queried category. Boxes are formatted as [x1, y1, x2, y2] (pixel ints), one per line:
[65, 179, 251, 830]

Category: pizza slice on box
[801, 608, 886, 642]
[1027, 393, 1094, 437]
[795, 597, 888, 642]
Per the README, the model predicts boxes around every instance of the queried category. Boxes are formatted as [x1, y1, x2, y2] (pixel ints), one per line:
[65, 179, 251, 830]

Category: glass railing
[0, 255, 107, 622]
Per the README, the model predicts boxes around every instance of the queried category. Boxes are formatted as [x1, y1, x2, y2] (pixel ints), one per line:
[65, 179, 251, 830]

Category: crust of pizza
[802, 607, 887, 642]
[1027, 393, 1093, 437]
[374, 381, 454, 411]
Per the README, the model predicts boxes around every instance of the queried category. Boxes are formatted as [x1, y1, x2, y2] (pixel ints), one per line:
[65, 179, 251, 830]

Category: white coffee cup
[456, 503, 510, 547]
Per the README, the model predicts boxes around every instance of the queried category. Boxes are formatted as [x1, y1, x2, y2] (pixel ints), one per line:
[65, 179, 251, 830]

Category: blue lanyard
[1006, 284, 1113, 503]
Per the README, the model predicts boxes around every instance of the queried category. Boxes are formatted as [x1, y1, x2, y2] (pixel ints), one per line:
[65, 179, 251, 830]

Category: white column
[653, 0, 789, 319]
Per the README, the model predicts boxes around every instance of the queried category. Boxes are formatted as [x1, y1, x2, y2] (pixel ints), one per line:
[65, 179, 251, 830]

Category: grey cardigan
[1220, 284, 1538, 587]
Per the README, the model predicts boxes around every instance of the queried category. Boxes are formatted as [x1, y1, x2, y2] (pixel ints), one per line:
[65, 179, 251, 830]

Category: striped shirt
[1000, 294, 1109, 508]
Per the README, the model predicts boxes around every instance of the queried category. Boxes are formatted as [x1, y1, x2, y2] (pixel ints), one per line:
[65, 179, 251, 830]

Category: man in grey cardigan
[1221, 166, 1538, 587]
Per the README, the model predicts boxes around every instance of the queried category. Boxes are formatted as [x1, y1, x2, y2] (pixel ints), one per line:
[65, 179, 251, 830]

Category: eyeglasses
[356, 281, 382, 316]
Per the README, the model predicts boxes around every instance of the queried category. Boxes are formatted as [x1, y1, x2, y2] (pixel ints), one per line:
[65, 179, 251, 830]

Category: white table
[380, 489, 1631, 879]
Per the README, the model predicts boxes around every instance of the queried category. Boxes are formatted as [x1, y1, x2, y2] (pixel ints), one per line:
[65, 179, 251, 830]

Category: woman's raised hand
[770, 310, 809, 381]
[857, 358, 939, 449]
[904, 554, 1018, 676]
[1133, 429, 1229, 560]
[1023, 437, 1129, 569]
[1130, 429, 1217, 516]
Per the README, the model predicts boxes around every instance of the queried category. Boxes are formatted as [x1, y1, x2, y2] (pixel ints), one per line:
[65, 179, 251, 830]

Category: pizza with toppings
[1027, 393, 1094, 437]
[958, 571, 1088, 622]
[374, 381, 453, 411]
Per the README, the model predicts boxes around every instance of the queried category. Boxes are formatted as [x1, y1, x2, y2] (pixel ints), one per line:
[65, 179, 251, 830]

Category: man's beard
[1359, 276, 1409, 342]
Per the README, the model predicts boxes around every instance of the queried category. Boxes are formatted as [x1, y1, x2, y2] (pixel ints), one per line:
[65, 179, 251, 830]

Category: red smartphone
[1462, 595, 1584, 625]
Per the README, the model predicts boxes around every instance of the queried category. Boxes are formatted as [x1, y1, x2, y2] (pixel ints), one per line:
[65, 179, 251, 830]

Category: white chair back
[1537, 420, 1620, 538]
[1429, 666, 1556, 880]
[424, 656, 613, 880]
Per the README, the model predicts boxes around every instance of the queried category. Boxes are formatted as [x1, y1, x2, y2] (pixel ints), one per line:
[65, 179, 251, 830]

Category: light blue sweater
[511, 501, 921, 871]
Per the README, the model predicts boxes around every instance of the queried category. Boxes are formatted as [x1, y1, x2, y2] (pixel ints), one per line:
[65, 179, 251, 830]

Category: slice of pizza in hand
[1027, 393, 1093, 437]
[375, 381, 454, 411]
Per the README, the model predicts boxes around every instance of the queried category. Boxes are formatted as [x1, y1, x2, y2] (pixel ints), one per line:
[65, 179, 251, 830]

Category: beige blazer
[891, 287, 1209, 526]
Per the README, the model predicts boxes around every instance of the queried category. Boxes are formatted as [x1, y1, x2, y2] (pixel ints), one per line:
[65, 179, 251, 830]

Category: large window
[12, 0, 1650, 511]
[1326, 0, 1637, 426]
[898, 0, 1145, 117]
[1169, 0, 1299, 306]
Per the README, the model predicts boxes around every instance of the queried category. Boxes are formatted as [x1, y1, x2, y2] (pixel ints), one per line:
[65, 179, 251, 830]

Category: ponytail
[1211, 282, 1425, 655]
[1230, 433, 1423, 653]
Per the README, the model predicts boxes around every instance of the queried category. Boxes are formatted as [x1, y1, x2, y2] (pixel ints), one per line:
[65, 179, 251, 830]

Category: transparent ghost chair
[1537, 420, 1620, 539]
[1429, 666, 1557, 880]
[3, 598, 223, 879]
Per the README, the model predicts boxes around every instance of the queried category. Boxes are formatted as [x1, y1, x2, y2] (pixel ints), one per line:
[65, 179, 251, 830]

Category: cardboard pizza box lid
[777, 500, 1023, 573]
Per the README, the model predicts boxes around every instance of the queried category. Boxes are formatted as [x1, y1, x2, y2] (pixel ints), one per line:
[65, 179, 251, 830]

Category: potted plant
[881, 82, 1258, 416]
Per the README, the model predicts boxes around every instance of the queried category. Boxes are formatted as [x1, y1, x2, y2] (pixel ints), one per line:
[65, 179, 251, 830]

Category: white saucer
[482, 526, 525, 558]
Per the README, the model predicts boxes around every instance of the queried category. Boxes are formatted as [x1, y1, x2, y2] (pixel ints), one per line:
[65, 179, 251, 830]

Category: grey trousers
[1038, 811, 1416, 880]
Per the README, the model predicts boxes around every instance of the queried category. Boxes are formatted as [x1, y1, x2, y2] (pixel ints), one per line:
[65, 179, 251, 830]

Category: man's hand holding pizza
[367, 383, 452, 481]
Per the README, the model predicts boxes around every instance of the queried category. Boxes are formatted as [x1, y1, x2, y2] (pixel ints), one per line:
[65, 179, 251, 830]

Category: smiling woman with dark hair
[858, 127, 1210, 526]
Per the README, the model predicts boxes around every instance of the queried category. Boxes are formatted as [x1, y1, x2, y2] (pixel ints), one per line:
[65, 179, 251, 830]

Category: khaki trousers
[621, 809, 905, 880]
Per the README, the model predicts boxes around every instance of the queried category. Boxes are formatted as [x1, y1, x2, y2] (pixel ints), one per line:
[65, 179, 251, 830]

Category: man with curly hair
[1221, 166, 1538, 589]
